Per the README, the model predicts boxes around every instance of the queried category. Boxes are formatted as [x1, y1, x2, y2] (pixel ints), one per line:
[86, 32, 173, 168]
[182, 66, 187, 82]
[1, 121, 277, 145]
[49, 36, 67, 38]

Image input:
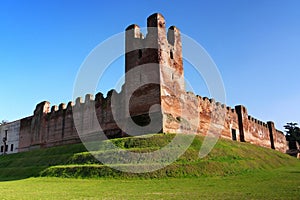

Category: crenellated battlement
[248, 115, 268, 128]
[125, 13, 182, 76]
[59, 103, 66, 110]
[66, 101, 74, 110]
[40, 89, 124, 117]
[50, 105, 58, 113]
[196, 94, 235, 112]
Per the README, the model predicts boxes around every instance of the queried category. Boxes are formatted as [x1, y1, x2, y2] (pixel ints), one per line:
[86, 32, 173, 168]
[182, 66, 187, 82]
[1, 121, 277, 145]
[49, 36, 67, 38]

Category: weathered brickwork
[0, 120, 20, 154]
[0, 13, 287, 154]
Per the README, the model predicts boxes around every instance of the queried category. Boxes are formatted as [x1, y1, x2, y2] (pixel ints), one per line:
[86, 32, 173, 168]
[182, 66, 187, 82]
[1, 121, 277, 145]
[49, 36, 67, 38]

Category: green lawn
[0, 134, 299, 199]
[1, 134, 298, 180]
[0, 163, 299, 200]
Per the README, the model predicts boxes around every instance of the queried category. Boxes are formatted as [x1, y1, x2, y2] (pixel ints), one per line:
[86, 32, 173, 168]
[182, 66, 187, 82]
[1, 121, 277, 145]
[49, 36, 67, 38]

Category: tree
[0, 120, 8, 125]
[284, 122, 300, 150]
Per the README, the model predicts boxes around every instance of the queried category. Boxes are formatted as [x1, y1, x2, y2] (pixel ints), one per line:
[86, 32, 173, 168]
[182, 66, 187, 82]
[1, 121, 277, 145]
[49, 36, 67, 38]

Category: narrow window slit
[170, 51, 173, 59]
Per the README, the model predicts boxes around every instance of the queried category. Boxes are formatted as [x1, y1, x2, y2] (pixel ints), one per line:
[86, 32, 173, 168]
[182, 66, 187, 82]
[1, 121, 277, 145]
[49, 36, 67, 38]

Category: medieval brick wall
[11, 13, 287, 153]
[273, 130, 286, 152]
[0, 120, 20, 154]
[246, 116, 272, 149]
[18, 90, 124, 151]
[19, 116, 32, 152]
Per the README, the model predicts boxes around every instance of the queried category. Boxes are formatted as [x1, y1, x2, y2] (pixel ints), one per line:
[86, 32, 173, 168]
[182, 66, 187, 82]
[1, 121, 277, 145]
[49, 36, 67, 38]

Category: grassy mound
[0, 143, 86, 180]
[0, 134, 297, 180]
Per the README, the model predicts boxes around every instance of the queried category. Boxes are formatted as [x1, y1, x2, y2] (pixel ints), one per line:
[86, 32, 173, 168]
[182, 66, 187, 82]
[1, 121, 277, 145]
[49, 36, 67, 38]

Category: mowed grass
[0, 134, 299, 199]
[0, 163, 299, 199]
[0, 134, 298, 180]
[0, 143, 87, 180]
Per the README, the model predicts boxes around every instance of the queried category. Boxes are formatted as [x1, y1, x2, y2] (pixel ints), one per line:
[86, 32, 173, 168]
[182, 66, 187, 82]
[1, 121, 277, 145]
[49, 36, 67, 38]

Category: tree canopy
[284, 122, 300, 150]
[0, 120, 8, 125]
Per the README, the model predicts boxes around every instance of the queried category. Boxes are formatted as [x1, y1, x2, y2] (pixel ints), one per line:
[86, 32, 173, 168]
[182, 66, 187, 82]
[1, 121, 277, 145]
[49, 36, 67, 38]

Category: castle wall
[223, 105, 240, 140]
[0, 120, 20, 154]
[18, 89, 128, 151]
[245, 116, 271, 149]
[165, 93, 240, 142]
[63, 102, 77, 141]
[273, 130, 286, 152]
[15, 13, 287, 154]
[199, 98, 228, 138]
[94, 91, 122, 138]
[18, 91, 286, 153]
[19, 116, 33, 152]
[43, 102, 80, 148]
[124, 13, 287, 152]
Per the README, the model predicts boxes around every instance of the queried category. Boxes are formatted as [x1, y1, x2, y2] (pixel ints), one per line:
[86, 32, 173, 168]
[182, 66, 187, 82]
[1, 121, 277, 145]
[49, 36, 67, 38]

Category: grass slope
[0, 143, 86, 180]
[0, 164, 300, 199]
[0, 134, 298, 180]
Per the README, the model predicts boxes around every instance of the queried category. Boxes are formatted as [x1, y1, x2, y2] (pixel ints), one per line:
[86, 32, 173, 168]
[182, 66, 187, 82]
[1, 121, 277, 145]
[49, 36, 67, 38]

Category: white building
[0, 120, 20, 154]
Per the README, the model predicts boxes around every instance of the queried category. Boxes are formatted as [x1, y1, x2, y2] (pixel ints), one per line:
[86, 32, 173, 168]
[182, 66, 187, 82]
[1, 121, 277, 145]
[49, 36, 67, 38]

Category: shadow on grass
[288, 171, 300, 174]
[0, 176, 33, 182]
[0, 166, 47, 182]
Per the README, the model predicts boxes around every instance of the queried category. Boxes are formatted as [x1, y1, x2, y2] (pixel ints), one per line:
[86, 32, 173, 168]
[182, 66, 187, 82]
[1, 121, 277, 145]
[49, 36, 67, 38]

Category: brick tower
[124, 13, 185, 134]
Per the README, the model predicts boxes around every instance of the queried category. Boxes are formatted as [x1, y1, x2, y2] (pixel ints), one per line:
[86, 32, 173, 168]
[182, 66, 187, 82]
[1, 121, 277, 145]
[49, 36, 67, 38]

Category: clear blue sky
[0, 0, 299, 131]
